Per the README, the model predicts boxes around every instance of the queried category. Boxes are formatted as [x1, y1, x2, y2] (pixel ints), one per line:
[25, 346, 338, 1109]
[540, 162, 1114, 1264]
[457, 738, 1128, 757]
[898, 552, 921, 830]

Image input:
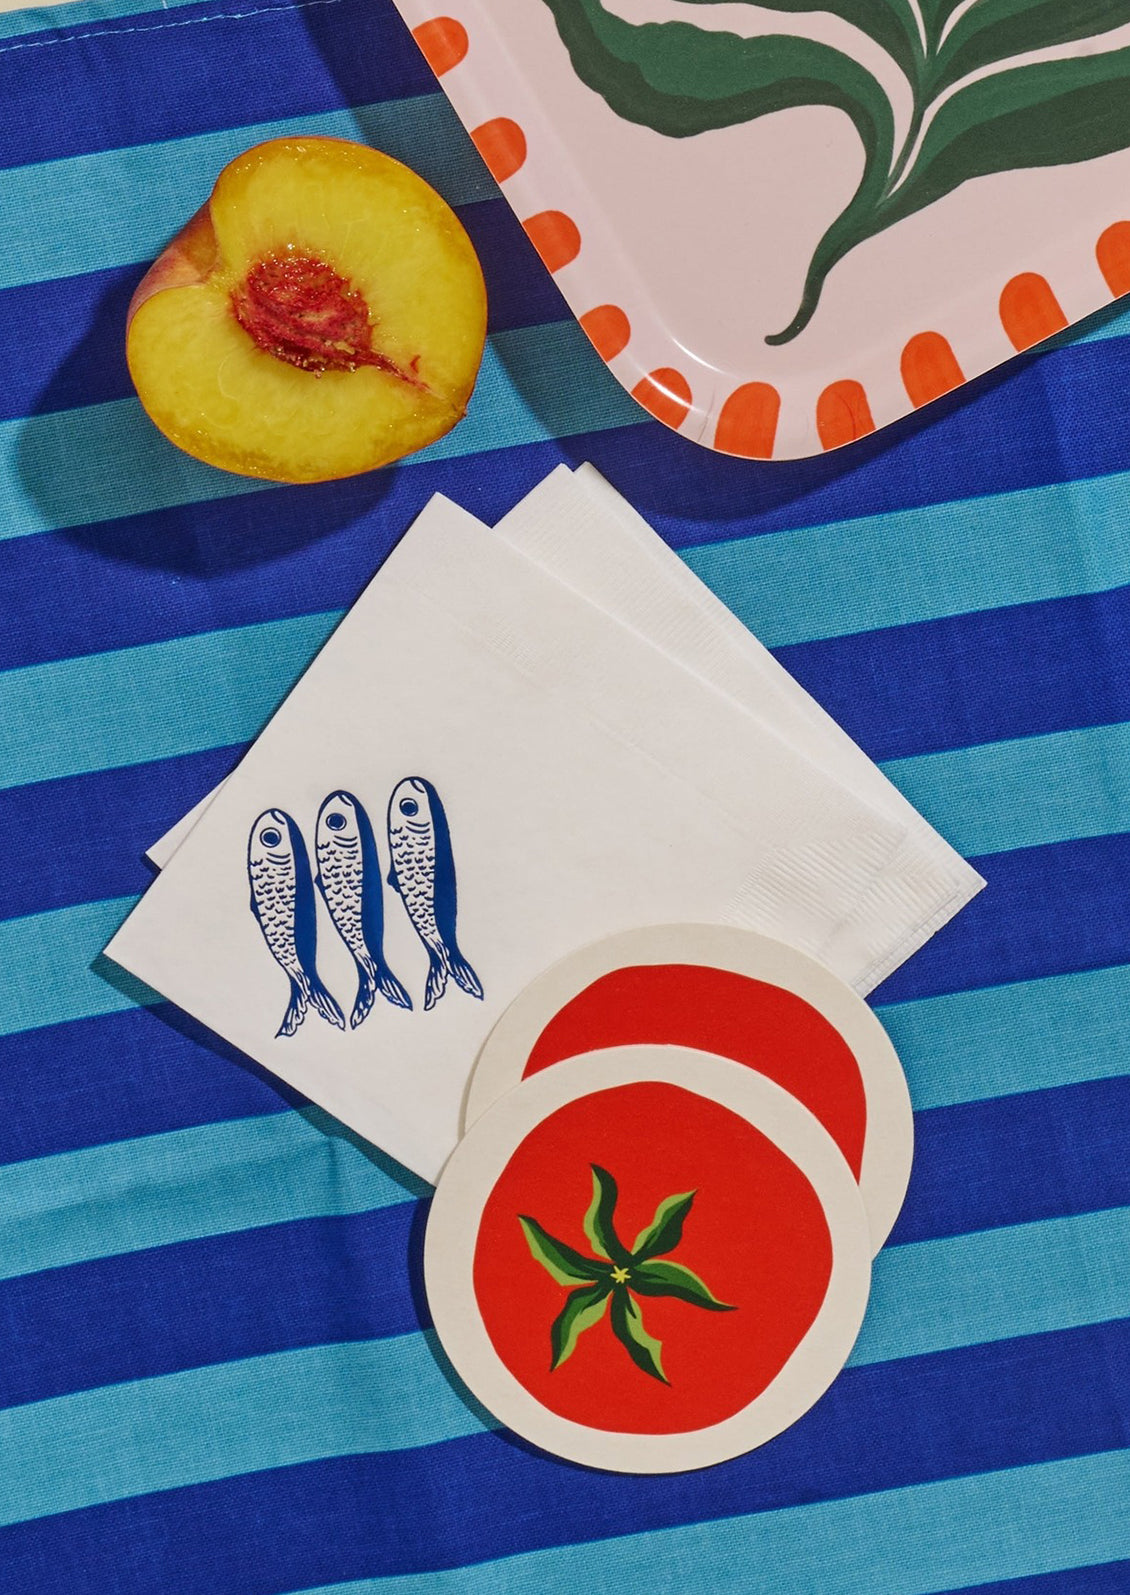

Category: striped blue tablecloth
[1, 0, 1128, 1588]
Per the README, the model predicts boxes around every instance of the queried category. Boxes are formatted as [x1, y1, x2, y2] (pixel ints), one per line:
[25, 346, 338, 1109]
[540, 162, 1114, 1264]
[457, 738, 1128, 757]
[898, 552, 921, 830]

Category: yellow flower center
[611, 1265, 630, 1284]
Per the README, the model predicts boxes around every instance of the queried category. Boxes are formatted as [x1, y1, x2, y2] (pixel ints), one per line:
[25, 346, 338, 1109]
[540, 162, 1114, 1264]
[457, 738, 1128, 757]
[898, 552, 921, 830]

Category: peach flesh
[126, 137, 487, 484]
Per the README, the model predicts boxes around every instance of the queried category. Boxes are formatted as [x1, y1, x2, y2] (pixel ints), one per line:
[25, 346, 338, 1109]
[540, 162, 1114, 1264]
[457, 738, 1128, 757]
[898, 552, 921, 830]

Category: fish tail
[307, 969, 346, 1031]
[375, 961, 413, 1013]
[276, 977, 309, 1038]
[423, 947, 449, 1011]
[351, 959, 376, 1029]
[447, 945, 484, 1001]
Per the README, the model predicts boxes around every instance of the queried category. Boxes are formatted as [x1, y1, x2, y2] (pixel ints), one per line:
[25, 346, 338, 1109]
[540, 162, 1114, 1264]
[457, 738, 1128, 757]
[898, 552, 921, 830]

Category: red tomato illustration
[472, 1079, 833, 1435]
[522, 964, 867, 1178]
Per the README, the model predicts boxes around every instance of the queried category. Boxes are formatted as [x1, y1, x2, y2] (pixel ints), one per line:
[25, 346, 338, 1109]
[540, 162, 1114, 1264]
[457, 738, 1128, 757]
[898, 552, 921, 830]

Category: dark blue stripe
[777, 585, 1130, 762]
[623, 336, 1130, 550]
[0, 431, 599, 674]
[938, 1565, 1130, 1595]
[0, 0, 433, 171]
[0, 1203, 425, 1408]
[890, 1078, 1130, 1246]
[0, 198, 567, 427]
[0, 747, 238, 919]
[872, 833, 1130, 1004]
[0, 1320, 1123, 1592]
[0, 1003, 296, 1165]
[2, 1077, 1126, 1408]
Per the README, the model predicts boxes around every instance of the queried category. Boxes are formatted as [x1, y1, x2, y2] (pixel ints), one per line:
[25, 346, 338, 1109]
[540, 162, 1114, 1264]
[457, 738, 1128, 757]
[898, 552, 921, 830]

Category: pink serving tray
[395, 0, 1130, 459]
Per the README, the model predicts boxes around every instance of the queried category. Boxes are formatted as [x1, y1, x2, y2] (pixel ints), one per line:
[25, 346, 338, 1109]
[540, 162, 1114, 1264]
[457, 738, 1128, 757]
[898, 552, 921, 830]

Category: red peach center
[231, 252, 413, 377]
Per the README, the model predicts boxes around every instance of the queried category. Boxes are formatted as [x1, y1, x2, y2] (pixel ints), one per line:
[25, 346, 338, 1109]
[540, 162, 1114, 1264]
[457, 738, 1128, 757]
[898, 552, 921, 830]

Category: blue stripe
[0, 1108, 422, 1281]
[853, 1206, 1130, 1365]
[2, 1077, 1125, 1407]
[269, 1450, 1130, 1595]
[777, 585, 1130, 763]
[0, 747, 239, 919]
[0, 1333, 494, 1526]
[0, 1363, 1123, 1586]
[890, 1078, 1130, 1245]
[873, 833, 1130, 1004]
[0, 896, 157, 1035]
[0, 199, 566, 426]
[0, 1204, 425, 1409]
[0, 0, 436, 174]
[931, 1566, 1130, 1595]
[683, 467, 1130, 647]
[878, 962, 1130, 1110]
[0, 1001, 294, 1165]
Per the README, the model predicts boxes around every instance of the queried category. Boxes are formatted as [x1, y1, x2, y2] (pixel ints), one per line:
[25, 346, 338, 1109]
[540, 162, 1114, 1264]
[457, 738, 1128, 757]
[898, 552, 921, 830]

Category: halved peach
[127, 137, 487, 483]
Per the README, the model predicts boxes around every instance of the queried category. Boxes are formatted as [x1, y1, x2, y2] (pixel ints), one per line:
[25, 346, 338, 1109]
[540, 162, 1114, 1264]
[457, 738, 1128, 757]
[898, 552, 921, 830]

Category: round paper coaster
[427, 1046, 872, 1474]
[463, 926, 912, 1252]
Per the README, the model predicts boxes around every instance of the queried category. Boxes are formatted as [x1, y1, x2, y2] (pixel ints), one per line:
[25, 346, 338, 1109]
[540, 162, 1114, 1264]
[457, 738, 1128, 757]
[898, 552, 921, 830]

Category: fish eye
[399, 798, 419, 817]
[325, 812, 347, 832]
[260, 827, 282, 848]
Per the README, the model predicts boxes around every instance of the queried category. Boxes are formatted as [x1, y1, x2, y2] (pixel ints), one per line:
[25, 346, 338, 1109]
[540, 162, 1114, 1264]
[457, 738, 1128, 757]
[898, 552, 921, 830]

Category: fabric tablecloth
[0, 0, 1128, 1588]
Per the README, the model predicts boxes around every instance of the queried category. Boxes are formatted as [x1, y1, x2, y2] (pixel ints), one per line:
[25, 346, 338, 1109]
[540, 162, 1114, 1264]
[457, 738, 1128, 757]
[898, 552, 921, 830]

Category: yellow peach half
[126, 137, 488, 483]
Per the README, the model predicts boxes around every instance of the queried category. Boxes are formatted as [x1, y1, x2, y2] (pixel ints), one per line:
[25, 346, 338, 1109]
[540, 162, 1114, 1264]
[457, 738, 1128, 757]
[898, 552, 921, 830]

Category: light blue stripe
[682, 468, 1130, 646]
[856, 1205, 1130, 1364]
[0, 1332, 494, 1526]
[0, 1193, 1124, 1520]
[0, 1108, 423, 1281]
[881, 722, 1130, 857]
[0, 895, 155, 1035]
[0, 0, 201, 41]
[285, 1451, 1130, 1595]
[877, 962, 1130, 1111]
[0, 96, 493, 289]
[3, 320, 641, 544]
[0, 612, 340, 790]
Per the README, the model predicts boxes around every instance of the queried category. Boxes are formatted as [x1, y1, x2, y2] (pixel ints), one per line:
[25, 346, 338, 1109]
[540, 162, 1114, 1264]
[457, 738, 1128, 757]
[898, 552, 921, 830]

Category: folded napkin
[496, 466, 984, 991]
[106, 494, 913, 1180]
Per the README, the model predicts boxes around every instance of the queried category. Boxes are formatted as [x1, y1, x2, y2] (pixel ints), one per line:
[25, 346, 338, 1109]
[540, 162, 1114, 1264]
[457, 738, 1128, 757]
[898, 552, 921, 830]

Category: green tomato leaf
[631, 1188, 696, 1260]
[631, 1258, 737, 1311]
[886, 45, 1130, 231]
[674, 0, 924, 85]
[518, 1215, 610, 1286]
[584, 1165, 631, 1265]
[550, 1283, 611, 1369]
[610, 1290, 668, 1383]
[931, 1, 1130, 99]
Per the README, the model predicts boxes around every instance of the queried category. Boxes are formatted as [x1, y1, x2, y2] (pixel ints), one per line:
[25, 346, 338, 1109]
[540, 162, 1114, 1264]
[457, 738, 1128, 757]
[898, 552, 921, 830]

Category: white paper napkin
[495, 465, 984, 990]
[107, 495, 910, 1181]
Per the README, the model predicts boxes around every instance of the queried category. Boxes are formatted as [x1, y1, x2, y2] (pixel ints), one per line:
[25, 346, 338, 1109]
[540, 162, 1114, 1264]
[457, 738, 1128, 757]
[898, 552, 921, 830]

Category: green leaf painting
[539, 0, 1130, 340]
[518, 1163, 735, 1383]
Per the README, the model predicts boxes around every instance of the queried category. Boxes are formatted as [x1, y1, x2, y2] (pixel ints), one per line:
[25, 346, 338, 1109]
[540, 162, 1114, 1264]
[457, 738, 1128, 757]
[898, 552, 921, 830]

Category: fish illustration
[315, 790, 412, 1026]
[248, 808, 345, 1038]
[386, 777, 483, 1011]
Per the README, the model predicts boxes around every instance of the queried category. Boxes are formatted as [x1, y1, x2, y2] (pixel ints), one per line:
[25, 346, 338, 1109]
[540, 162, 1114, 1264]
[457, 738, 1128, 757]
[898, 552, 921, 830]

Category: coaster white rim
[428, 1045, 872, 1474]
[462, 925, 913, 1253]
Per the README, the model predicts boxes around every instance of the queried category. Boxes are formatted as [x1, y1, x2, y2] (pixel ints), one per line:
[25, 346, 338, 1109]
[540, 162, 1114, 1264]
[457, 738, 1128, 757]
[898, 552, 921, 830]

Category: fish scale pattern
[0, 0, 1128, 1589]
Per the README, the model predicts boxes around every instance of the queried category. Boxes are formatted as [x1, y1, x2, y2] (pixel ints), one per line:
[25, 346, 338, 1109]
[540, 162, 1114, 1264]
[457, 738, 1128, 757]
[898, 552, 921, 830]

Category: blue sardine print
[386, 778, 483, 1011]
[315, 791, 412, 1027]
[248, 809, 345, 1038]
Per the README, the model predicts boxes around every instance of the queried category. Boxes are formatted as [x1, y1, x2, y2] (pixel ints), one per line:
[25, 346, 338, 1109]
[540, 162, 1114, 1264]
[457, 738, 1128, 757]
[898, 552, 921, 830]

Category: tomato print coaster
[463, 925, 911, 1252]
[427, 1046, 871, 1472]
